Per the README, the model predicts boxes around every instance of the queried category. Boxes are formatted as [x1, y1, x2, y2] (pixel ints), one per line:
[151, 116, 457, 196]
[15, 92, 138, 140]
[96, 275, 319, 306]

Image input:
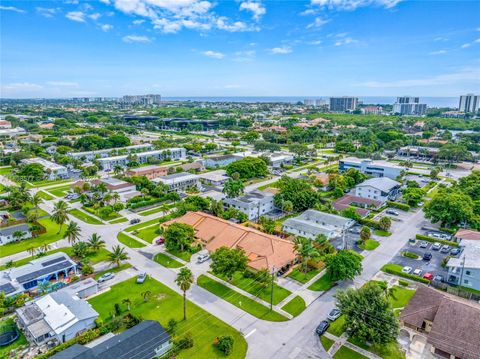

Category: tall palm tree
[112, 192, 120, 204]
[113, 165, 123, 176]
[141, 290, 152, 302]
[108, 245, 129, 268]
[27, 246, 36, 258]
[293, 237, 320, 275]
[31, 193, 44, 216]
[88, 233, 105, 251]
[64, 221, 81, 244]
[175, 268, 194, 320]
[122, 298, 131, 311]
[51, 200, 69, 234]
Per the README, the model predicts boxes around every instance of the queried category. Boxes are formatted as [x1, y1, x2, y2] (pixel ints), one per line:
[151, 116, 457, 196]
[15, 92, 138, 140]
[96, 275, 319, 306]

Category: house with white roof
[446, 240, 480, 292]
[223, 190, 275, 220]
[153, 172, 201, 192]
[68, 144, 154, 161]
[21, 158, 69, 180]
[339, 157, 404, 179]
[282, 209, 355, 240]
[354, 177, 401, 202]
[98, 148, 186, 171]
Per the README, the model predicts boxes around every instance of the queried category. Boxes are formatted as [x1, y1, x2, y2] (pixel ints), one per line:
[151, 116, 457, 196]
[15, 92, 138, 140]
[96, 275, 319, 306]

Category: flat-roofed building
[153, 172, 200, 192]
[202, 154, 242, 168]
[223, 190, 275, 220]
[339, 157, 404, 179]
[68, 144, 154, 161]
[198, 170, 229, 186]
[21, 157, 68, 180]
[98, 148, 186, 171]
[125, 165, 168, 179]
[354, 177, 401, 202]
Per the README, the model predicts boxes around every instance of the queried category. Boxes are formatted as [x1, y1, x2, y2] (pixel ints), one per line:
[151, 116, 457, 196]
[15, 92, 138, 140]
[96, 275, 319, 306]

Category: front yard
[117, 232, 146, 248]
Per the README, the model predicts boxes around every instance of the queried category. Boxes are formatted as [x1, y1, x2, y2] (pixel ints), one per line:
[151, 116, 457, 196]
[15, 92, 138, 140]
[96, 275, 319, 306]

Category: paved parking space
[330, 226, 363, 253]
[404, 174, 431, 189]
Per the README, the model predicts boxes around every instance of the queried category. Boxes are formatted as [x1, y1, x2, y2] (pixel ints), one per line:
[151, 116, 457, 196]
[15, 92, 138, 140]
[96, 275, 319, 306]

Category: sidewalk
[325, 332, 382, 359]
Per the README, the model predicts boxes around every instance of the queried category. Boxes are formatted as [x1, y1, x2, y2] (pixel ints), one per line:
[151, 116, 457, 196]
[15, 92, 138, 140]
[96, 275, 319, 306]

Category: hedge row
[128, 197, 165, 209]
[415, 234, 459, 247]
[386, 201, 410, 211]
[381, 264, 430, 284]
[358, 218, 382, 230]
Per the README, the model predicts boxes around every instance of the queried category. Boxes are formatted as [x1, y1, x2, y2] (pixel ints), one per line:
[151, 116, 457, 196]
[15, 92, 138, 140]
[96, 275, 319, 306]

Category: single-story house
[0, 223, 32, 245]
[332, 194, 383, 217]
[454, 229, 480, 242]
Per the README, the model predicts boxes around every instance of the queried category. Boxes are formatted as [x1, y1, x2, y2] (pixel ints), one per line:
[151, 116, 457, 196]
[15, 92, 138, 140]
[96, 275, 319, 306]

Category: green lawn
[0, 217, 67, 258]
[109, 217, 128, 224]
[154, 252, 184, 268]
[214, 271, 291, 306]
[36, 190, 54, 200]
[374, 230, 392, 237]
[137, 204, 174, 216]
[308, 273, 335, 291]
[88, 277, 247, 359]
[117, 232, 146, 248]
[281, 296, 306, 317]
[0, 166, 13, 175]
[327, 314, 346, 337]
[46, 184, 73, 197]
[389, 285, 416, 309]
[287, 267, 321, 284]
[94, 263, 132, 279]
[348, 337, 405, 359]
[167, 248, 196, 262]
[125, 217, 162, 232]
[358, 239, 380, 251]
[320, 335, 335, 351]
[83, 206, 121, 221]
[30, 179, 73, 188]
[197, 275, 288, 322]
[68, 208, 103, 225]
[134, 225, 159, 242]
[333, 346, 368, 359]
[0, 318, 28, 358]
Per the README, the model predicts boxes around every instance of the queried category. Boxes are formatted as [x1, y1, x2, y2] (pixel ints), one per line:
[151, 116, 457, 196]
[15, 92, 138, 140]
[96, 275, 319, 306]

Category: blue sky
[1, 0, 479, 98]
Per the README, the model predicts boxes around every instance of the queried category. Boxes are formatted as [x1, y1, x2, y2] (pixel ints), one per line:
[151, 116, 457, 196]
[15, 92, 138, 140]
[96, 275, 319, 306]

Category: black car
[315, 320, 330, 335]
[130, 218, 141, 224]
[450, 248, 461, 256]
[423, 252, 432, 261]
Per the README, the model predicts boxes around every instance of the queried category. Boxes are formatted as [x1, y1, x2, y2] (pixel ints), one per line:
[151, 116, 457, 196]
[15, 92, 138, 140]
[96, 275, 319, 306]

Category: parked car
[413, 269, 423, 276]
[349, 227, 361, 234]
[440, 245, 451, 253]
[315, 321, 330, 335]
[402, 266, 413, 274]
[408, 238, 416, 244]
[423, 272, 434, 281]
[98, 272, 115, 283]
[130, 218, 141, 224]
[432, 243, 442, 251]
[327, 308, 341, 321]
[155, 237, 165, 245]
[450, 248, 461, 256]
[423, 252, 432, 261]
[386, 209, 399, 216]
[136, 272, 147, 284]
[197, 253, 210, 263]
[433, 275, 444, 282]
[419, 241, 429, 248]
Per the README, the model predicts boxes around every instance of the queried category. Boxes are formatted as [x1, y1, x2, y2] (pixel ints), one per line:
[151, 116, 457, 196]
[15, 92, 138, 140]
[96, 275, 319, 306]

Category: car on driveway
[386, 209, 399, 216]
[402, 266, 412, 274]
[423, 272, 434, 281]
[315, 320, 330, 335]
[155, 237, 165, 245]
[440, 245, 451, 253]
[413, 269, 423, 276]
[136, 272, 147, 284]
[130, 218, 141, 224]
[197, 253, 210, 263]
[419, 241, 429, 248]
[433, 274, 444, 282]
[432, 243, 442, 251]
[450, 248, 461, 256]
[423, 252, 432, 261]
[98, 272, 115, 283]
[327, 309, 341, 321]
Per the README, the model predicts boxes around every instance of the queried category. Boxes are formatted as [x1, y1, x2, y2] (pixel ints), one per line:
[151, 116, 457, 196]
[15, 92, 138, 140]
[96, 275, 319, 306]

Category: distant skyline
[1, 0, 479, 98]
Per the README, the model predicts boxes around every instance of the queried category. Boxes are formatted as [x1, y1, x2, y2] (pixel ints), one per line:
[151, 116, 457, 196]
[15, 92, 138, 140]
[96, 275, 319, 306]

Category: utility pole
[458, 255, 466, 288]
[270, 266, 276, 310]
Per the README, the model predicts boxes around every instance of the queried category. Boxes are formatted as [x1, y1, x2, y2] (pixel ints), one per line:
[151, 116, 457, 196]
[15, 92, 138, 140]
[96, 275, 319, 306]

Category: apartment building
[223, 190, 275, 220]
[125, 165, 168, 179]
[329, 97, 358, 112]
[153, 172, 201, 192]
[21, 157, 68, 180]
[339, 157, 404, 179]
[354, 177, 401, 202]
[68, 144, 154, 161]
[98, 148, 186, 171]
[393, 96, 427, 115]
[459, 93, 480, 113]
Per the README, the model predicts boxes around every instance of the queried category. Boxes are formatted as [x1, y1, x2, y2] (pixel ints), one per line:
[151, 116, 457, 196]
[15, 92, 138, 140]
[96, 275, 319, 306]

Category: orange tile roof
[165, 211, 295, 271]
[455, 229, 480, 241]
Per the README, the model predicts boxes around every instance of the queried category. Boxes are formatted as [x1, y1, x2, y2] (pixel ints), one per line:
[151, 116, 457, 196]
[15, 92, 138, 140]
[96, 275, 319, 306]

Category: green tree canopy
[164, 223, 195, 252]
[210, 246, 248, 280]
[325, 250, 363, 281]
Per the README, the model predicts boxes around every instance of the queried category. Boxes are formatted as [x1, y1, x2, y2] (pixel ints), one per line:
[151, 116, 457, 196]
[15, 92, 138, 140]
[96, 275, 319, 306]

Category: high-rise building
[303, 99, 315, 106]
[393, 96, 427, 115]
[329, 97, 358, 112]
[120, 94, 161, 105]
[459, 94, 480, 113]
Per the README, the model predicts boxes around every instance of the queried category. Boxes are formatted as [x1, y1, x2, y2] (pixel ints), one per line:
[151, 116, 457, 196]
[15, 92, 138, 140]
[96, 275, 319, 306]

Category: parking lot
[330, 225, 363, 253]
[404, 174, 431, 189]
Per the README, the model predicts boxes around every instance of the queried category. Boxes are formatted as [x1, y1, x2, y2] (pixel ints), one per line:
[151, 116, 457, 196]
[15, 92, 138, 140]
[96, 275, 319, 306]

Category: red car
[155, 237, 165, 245]
[423, 272, 434, 281]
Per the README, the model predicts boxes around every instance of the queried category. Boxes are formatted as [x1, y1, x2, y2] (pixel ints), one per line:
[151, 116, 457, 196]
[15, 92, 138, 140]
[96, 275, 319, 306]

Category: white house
[153, 172, 201, 192]
[339, 157, 404, 179]
[98, 148, 186, 171]
[21, 158, 68, 180]
[0, 223, 32, 245]
[282, 209, 355, 240]
[68, 144, 154, 161]
[198, 170, 229, 186]
[354, 177, 401, 202]
[223, 190, 275, 220]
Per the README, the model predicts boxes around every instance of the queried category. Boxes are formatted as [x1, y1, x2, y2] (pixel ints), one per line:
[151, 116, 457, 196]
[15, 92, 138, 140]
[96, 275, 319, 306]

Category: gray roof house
[50, 320, 173, 359]
[16, 291, 98, 345]
[354, 177, 401, 203]
[223, 190, 275, 220]
[283, 209, 355, 240]
[0, 223, 32, 245]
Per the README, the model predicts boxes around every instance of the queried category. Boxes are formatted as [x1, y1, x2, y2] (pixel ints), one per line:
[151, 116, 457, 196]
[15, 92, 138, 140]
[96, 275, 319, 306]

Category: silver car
[197, 253, 210, 263]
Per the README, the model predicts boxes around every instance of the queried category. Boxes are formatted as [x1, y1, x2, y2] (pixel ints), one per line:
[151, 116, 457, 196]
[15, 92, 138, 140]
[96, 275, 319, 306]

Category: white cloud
[122, 35, 152, 43]
[311, 0, 401, 10]
[203, 50, 225, 59]
[474, 38, 480, 43]
[300, 9, 316, 16]
[429, 50, 447, 55]
[100, 24, 113, 31]
[132, 19, 145, 25]
[307, 17, 330, 29]
[88, 13, 101, 20]
[309, 40, 322, 45]
[36, 7, 58, 18]
[46, 81, 79, 87]
[1, 82, 43, 93]
[357, 68, 480, 88]
[334, 37, 358, 46]
[461, 43, 471, 49]
[99, 0, 110, 4]
[240, 1, 266, 21]
[269, 46, 292, 54]
[216, 17, 251, 32]
[0, 5, 25, 13]
[433, 36, 448, 42]
[66, 11, 86, 22]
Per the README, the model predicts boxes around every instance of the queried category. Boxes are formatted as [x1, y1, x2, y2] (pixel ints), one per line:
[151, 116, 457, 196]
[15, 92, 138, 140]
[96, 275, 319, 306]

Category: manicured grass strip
[46, 184, 72, 197]
[308, 273, 335, 291]
[94, 263, 132, 280]
[287, 267, 321, 284]
[0, 217, 67, 258]
[215, 271, 291, 305]
[117, 232, 146, 248]
[82, 206, 121, 221]
[327, 314, 346, 337]
[167, 248, 195, 262]
[333, 346, 368, 359]
[0, 167, 13, 175]
[134, 225, 159, 242]
[125, 217, 162, 232]
[109, 217, 128, 224]
[154, 252, 184, 268]
[32, 179, 73, 188]
[0, 318, 28, 358]
[137, 204, 173, 216]
[68, 208, 103, 225]
[358, 239, 380, 251]
[374, 230, 391, 237]
[197, 275, 288, 322]
[36, 190, 54, 200]
[320, 335, 334, 351]
[88, 277, 247, 359]
[348, 337, 405, 359]
[389, 285, 416, 309]
[281, 296, 306, 317]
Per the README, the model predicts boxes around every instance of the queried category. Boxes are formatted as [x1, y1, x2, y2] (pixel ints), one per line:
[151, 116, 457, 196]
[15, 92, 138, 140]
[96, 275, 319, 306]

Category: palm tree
[27, 246, 36, 258]
[64, 221, 81, 244]
[87, 233, 105, 252]
[175, 268, 194, 320]
[51, 200, 69, 234]
[37, 280, 51, 294]
[31, 193, 44, 216]
[122, 298, 131, 311]
[113, 165, 123, 176]
[112, 192, 120, 204]
[108, 245, 129, 268]
[40, 243, 51, 253]
[141, 290, 152, 302]
[293, 237, 320, 275]
[12, 230, 25, 242]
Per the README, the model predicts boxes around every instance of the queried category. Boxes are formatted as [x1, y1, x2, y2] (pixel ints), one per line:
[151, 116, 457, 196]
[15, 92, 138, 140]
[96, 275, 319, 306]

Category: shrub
[415, 234, 459, 247]
[398, 280, 409, 287]
[401, 251, 419, 259]
[114, 303, 122, 316]
[167, 318, 178, 335]
[386, 201, 410, 211]
[358, 218, 382, 230]
[123, 313, 141, 328]
[81, 264, 94, 276]
[176, 332, 194, 349]
[216, 335, 234, 356]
